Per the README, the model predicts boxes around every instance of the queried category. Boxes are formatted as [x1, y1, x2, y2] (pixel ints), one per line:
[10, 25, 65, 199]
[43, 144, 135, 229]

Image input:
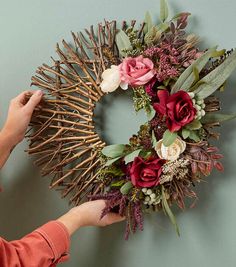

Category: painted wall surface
[1, 1, 236, 266]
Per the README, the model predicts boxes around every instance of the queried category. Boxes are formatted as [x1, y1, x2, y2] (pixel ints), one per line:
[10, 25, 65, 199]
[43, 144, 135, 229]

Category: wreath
[27, 0, 236, 239]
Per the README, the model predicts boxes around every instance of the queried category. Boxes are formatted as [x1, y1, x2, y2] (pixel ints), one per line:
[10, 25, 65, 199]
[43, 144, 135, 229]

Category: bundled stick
[26, 20, 131, 205]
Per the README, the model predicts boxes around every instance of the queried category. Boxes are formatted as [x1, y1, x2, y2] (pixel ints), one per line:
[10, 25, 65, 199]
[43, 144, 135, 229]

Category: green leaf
[219, 81, 227, 92]
[152, 130, 158, 147]
[146, 105, 156, 120]
[162, 130, 177, 146]
[120, 181, 133, 195]
[171, 47, 217, 94]
[186, 120, 202, 130]
[144, 11, 153, 34]
[195, 49, 236, 99]
[124, 149, 142, 164]
[189, 131, 200, 142]
[161, 186, 180, 236]
[111, 180, 126, 187]
[140, 150, 153, 159]
[144, 22, 168, 46]
[157, 22, 169, 32]
[160, 0, 169, 22]
[104, 157, 122, 166]
[100, 166, 124, 177]
[115, 30, 132, 57]
[102, 144, 126, 158]
[193, 66, 199, 85]
[144, 25, 162, 45]
[201, 113, 236, 124]
[182, 128, 190, 139]
[211, 49, 226, 58]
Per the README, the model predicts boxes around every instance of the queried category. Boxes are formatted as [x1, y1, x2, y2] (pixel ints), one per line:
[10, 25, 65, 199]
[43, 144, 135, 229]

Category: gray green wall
[1, 0, 236, 266]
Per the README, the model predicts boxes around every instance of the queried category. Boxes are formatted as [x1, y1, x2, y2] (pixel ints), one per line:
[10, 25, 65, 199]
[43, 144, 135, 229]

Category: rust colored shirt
[0, 220, 70, 266]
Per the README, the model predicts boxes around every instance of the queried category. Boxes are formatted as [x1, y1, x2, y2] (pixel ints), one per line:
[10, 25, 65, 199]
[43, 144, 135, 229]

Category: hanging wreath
[27, 0, 236, 239]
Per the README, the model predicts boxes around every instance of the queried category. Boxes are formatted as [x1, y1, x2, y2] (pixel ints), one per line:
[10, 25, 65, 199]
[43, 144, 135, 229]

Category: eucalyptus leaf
[182, 128, 190, 139]
[195, 49, 236, 99]
[152, 130, 158, 147]
[146, 105, 156, 120]
[157, 22, 169, 32]
[120, 181, 133, 195]
[171, 47, 217, 93]
[160, 0, 169, 22]
[189, 131, 200, 142]
[161, 186, 180, 236]
[201, 113, 236, 124]
[124, 149, 142, 164]
[144, 11, 153, 34]
[115, 30, 132, 57]
[102, 144, 126, 158]
[104, 157, 122, 167]
[163, 130, 177, 146]
[186, 120, 202, 130]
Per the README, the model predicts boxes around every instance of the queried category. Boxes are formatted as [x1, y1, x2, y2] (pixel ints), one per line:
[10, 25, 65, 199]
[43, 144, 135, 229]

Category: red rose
[130, 157, 165, 188]
[153, 90, 196, 132]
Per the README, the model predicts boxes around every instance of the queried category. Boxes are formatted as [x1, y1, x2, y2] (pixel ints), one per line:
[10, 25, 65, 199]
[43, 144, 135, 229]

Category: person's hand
[1, 90, 43, 147]
[57, 200, 125, 235]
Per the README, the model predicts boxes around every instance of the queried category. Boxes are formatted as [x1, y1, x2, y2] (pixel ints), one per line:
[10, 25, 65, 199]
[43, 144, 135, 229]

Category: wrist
[0, 129, 16, 151]
[57, 207, 84, 236]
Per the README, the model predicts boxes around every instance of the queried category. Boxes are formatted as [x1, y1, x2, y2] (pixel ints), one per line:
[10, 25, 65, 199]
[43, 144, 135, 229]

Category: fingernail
[36, 90, 43, 96]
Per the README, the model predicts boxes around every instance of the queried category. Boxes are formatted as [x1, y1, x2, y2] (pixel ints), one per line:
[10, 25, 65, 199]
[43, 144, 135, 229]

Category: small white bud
[188, 92, 195, 98]
[142, 188, 147, 193]
[146, 189, 152, 195]
[150, 193, 156, 199]
[196, 105, 201, 111]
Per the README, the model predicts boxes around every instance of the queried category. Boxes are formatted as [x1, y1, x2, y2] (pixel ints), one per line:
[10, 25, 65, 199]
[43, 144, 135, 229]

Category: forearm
[0, 130, 16, 169]
[0, 221, 70, 266]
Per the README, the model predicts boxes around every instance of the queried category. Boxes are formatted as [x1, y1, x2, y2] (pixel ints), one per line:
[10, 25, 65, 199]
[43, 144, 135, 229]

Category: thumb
[24, 90, 43, 114]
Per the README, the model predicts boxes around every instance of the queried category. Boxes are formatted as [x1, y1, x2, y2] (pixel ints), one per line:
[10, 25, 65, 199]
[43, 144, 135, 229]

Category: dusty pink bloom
[119, 55, 156, 88]
[144, 43, 180, 82]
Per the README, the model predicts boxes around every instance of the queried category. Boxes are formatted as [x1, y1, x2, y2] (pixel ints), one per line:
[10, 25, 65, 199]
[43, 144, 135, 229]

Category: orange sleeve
[0, 220, 70, 267]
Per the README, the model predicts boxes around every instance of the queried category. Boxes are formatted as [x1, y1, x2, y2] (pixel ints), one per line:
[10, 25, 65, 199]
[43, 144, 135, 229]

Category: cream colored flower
[100, 65, 122, 93]
[155, 136, 186, 161]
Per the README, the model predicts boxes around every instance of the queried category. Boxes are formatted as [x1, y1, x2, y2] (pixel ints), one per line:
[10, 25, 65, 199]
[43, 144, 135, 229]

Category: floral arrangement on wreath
[90, 0, 236, 239]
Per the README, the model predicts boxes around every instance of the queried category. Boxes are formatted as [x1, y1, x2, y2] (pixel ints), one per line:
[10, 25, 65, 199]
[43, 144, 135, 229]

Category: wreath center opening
[94, 89, 147, 145]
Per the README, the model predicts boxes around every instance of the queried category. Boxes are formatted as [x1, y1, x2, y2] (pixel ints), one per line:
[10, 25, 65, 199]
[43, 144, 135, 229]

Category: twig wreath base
[27, 0, 236, 239]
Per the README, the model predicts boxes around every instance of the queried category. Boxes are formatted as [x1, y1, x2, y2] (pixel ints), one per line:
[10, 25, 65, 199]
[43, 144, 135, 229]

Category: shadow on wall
[0, 158, 68, 240]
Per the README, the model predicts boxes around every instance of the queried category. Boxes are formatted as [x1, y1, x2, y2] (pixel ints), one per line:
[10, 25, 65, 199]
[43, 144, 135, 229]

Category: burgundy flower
[145, 76, 158, 98]
[130, 156, 165, 188]
[153, 90, 196, 132]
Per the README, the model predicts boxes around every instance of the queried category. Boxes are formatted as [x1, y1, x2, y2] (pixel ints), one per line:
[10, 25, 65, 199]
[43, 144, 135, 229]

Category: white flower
[100, 65, 128, 93]
[155, 136, 186, 161]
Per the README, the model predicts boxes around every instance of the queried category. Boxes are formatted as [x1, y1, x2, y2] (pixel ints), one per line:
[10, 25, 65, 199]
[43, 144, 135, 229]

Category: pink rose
[119, 55, 156, 88]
